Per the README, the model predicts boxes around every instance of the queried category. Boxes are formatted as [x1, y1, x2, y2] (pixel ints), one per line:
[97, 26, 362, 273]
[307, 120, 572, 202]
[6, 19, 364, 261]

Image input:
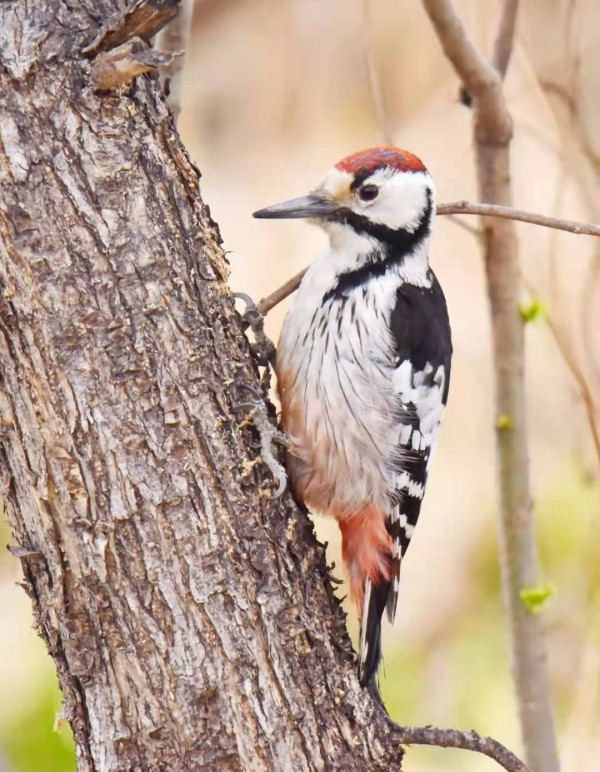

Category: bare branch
[155, 0, 195, 124]
[422, 4, 559, 769]
[392, 724, 528, 772]
[492, 0, 520, 78]
[361, 0, 393, 144]
[422, 0, 509, 138]
[83, 0, 181, 56]
[438, 200, 600, 237]
[254, 201, 600, 316]
[256, 269, 308, 317]
[90, 38, 181, 91]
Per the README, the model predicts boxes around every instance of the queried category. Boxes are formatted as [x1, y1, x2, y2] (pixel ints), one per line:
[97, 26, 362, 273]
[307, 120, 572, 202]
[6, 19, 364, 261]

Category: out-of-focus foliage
[1, 683, 75, 772]
[2, 1, 599, 769]
[0, 518, 74, 772]
[376, 470, 600, 771]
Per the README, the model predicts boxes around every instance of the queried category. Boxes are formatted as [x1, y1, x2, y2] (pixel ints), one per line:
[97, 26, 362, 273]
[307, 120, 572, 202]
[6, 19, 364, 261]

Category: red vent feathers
[335, 146, 427, 176]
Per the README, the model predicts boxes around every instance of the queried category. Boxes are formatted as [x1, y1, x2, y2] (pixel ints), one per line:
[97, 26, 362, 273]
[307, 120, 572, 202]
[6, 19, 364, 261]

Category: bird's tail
[358, 575, 393, 689]
[339, 506, 399, 689]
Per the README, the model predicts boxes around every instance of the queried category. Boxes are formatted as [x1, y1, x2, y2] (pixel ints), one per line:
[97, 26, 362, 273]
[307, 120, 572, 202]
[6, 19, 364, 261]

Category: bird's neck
[322, 222, 432, 294]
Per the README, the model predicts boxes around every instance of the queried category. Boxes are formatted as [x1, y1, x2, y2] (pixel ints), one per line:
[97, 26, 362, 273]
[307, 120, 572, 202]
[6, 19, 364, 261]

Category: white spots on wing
[399, 423, 412, 445]
[393, 359, 447, 446]
[411, 431, 422, 451]
[404, 523, 415, 539]
[396, 471, 424, 499]
[413, 362, 433, 387]
[393, 359, 413, 392]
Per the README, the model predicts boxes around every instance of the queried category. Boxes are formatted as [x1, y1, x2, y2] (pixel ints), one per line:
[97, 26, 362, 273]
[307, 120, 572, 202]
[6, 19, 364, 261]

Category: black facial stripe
[329, 186, 433, 252]
[323, 249, 392, 301]
[322, 188, 433, 301]
[328, 187, 432, 251]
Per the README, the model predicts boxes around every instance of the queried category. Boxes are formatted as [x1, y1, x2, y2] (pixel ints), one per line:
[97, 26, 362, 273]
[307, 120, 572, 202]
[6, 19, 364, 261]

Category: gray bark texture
[0, 2, 404, 770]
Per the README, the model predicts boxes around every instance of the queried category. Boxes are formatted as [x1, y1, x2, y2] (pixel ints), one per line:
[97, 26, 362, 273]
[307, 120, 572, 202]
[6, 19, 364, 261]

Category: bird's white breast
[277, 247, 408, 517]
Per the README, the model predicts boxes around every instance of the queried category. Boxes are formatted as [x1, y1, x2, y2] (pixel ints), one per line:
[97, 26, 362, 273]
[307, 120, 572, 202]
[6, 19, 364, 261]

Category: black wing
[359, 272, 452, 686]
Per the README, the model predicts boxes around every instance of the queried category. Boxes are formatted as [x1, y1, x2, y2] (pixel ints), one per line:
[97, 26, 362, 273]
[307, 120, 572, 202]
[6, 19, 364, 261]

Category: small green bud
[519, 584, 554, 614]
[519, 298, 546, 323]
[497, 414, 512, 430]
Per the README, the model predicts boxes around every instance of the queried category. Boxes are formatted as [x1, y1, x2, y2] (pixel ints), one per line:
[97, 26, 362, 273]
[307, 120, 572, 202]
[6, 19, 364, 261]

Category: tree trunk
[0, 3, 403, 770]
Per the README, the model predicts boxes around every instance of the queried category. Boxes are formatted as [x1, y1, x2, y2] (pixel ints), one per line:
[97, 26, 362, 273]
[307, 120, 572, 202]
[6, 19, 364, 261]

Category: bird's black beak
[253, 193, 339, 220]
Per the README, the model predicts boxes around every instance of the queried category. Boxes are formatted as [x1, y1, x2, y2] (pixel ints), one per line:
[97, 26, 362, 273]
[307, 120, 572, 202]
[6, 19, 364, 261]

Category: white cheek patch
[358, 169, 435, 233]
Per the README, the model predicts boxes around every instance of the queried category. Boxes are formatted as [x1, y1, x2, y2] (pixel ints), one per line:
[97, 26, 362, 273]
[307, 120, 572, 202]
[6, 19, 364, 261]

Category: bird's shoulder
[388, 270, 452, 391]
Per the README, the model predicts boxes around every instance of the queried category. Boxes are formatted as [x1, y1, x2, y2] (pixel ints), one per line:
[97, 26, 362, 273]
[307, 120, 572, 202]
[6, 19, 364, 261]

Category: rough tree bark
[0, 2, 404, 770]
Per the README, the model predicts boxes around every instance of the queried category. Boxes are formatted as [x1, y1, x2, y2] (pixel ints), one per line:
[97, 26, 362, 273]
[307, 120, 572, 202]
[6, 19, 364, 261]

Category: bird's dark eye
[358, 184, 379, 202]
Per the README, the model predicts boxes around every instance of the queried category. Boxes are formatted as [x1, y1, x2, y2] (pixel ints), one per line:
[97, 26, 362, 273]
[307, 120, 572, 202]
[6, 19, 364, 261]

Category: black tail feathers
[358, 576, 393, 689]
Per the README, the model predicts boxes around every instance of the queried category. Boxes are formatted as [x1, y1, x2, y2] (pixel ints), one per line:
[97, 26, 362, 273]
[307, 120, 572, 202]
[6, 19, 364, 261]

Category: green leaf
[519, 298, 547, 323]
[519, 584, 555, 614]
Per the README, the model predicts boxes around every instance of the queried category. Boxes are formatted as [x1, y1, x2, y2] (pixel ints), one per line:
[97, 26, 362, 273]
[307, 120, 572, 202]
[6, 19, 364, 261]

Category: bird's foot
[234, 292, 276, 367]
[235, 384, 288, 498]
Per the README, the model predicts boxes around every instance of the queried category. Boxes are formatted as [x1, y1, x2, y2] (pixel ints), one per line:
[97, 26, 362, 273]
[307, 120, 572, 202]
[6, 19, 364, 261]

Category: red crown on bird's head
[335, 146, 427, 176]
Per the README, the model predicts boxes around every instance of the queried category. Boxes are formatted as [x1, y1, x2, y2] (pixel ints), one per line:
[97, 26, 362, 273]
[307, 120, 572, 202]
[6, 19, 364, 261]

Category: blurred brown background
[1, 1, 598, 769]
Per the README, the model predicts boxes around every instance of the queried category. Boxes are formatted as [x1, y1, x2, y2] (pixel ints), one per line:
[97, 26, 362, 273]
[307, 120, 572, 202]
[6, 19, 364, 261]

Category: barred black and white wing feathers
[359, 273, 452, 686]
[386, 274, 451, 618]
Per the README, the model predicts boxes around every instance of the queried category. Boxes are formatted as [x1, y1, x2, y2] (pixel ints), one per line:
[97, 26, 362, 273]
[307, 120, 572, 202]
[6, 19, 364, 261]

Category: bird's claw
[234, 292, 276, 366]
[235, 384, 289, 498]
[252, 404, 288, 497]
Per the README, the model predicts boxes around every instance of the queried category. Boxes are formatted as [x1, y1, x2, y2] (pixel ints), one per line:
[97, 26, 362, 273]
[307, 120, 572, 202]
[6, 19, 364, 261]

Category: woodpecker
[253, 146, 452, 693]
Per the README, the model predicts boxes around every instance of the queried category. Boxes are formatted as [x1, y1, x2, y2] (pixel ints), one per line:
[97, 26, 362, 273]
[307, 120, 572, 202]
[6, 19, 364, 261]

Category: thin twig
[582, 249, 600, 389]
[155, 0, 194, 124]
[361, 0, 393, 144]
[254, 201, 600, 316]
[438, 200, 600, 236]
[458, 0, 518, 104]
[257, 269, 308, 316]
[542, 315, 600, 465]
[522, 277, 600, 465]
[537, 74, 600, 390]
[492, 0, 520, 78]
[446, 215, 482, 238]
[391, 724, 528, 772]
